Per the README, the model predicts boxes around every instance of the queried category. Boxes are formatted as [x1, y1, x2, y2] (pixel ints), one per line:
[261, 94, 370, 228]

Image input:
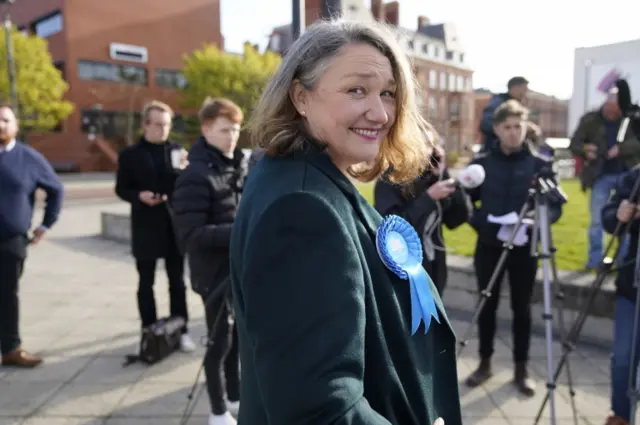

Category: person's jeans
[612, 296, 640, 420]
[589, 174, 629, 268]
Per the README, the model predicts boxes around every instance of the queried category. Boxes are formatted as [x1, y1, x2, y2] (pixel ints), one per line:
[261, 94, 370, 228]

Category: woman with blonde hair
[229, 19, 462, 425]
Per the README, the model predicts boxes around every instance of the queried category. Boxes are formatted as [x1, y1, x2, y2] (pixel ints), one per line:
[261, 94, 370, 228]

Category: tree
[180, 42, 281, 135]
[0, 27, 73, 131]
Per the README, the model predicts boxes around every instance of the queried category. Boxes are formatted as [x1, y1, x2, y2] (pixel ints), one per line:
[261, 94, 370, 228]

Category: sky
[220, 0, 640, 99]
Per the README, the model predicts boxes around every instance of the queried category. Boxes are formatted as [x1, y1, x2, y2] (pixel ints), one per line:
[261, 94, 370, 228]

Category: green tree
[0, 27, 73, 131]
[180, 42, 281, 138]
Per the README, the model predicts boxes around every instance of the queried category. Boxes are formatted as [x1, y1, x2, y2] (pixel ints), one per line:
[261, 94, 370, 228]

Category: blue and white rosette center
[377, 215, 440, 335]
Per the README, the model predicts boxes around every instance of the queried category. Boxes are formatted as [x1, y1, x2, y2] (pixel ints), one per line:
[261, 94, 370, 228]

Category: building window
[81, 109, 142, 139]
[440, 72, 447, 91]
[78, 60, 148, 85]
[450, 101, 459, 120]
[428, 96, 437, 118]
[456, 76, 464, 92]
[155, 68, 187, 89]
[407, 40, 414, 51]
[32, 11, 63, 38]
[446, 51, 454, 61]
[449, 74, 456, 91]
[428, 70, 437, 89]
[460, 53, 465, 63]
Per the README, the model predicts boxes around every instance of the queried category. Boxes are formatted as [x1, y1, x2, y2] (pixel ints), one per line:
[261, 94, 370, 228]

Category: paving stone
[36, 383, 133, 417]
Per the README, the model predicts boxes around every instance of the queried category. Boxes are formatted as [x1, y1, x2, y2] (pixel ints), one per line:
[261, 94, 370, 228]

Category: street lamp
[1, 0, 18, 116]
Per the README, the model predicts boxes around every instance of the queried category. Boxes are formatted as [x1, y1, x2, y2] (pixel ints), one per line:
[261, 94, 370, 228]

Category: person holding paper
[464, 100, 564, 396]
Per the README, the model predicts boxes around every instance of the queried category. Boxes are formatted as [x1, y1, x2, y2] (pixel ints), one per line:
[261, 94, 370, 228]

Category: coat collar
[295, 139, 381, 240]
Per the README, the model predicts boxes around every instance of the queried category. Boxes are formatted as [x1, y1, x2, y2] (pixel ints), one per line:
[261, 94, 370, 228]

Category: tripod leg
[458, 197, 534, 358]
[548, 239, 579, 425]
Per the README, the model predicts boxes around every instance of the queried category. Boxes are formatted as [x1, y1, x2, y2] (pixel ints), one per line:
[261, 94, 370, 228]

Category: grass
[355, 179, 599, 272]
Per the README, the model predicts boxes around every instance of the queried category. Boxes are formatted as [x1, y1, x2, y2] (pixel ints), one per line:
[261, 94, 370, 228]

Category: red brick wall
[11, 0, 222, 171]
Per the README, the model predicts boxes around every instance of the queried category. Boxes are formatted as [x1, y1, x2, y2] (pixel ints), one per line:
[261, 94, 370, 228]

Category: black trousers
[135, 254, 188, 333]
[202, 291, 240, 415]
[0, 250, 24, 356]
[474, 242, 538, 363]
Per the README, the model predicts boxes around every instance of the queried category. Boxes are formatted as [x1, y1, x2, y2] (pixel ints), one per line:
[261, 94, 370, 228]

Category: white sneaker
[208, 412, 236, 425]
[180, 334, 197, 352]
[226, 400, 240, 416]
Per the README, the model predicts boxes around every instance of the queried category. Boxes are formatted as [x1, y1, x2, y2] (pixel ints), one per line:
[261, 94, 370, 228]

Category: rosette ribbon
[376, 215, 440, 335]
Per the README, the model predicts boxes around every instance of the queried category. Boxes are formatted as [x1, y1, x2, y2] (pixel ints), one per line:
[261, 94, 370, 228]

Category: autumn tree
[180, 42, 281, 142]
[0, 26, 73, 131]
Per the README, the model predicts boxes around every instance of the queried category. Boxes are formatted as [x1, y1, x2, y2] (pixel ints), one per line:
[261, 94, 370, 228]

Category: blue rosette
[376, 215, 440, 335]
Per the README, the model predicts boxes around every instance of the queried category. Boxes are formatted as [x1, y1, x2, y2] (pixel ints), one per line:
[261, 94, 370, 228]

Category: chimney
[371, 0, 384, 22]
[418, 15, 430, 28]
[384, 1, 399, 26]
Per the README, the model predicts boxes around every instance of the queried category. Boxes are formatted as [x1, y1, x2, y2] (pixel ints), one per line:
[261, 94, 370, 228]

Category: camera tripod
[457, 170, 576, 425]
[533, 171, 640, 425]
[179, 281, 233, 425]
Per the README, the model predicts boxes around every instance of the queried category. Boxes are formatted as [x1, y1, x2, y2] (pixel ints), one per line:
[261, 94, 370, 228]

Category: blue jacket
[467, 141, 563, 247]
[479, 93, 510, 150]
[602, 166, 640, 301]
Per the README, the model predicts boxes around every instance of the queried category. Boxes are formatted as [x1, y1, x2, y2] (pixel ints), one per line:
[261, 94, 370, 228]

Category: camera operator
[479, 77, 541, 152]
[601, 165, 640, 425]
[570, 91, 640, 270]
[373, 144, 472, 295]
[172, 98, 249, 425]
[464, 100, 564, 396]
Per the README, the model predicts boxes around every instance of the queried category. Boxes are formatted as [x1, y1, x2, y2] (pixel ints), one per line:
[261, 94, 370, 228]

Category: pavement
[0, 198, 619, 425]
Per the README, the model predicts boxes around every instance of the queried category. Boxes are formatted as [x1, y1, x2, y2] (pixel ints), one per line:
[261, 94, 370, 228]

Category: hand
[178, 149, 189, 170]
[584, 144, 597, 161]
[616, 199, 640, 223]
[139, 191, 165, 206]
[433, 418, 444, 425]
[608, 144, 620, 159]
[31, 227, 46, 245]
[426, 179, 456, 201]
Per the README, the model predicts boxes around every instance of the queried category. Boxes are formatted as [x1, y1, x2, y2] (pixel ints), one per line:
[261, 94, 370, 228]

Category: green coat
[229, 143, 462, 425]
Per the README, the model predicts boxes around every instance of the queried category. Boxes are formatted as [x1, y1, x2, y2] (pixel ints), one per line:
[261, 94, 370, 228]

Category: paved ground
[0, 200, 617, 425]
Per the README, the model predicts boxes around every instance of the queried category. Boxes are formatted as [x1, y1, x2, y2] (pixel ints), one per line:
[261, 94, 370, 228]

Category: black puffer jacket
[602, 165, 640, 302]
[467, 140, 563, 247]
[171, 138, 250, 296]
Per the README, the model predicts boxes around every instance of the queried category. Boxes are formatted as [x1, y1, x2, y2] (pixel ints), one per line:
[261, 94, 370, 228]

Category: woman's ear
[290, 80, 309, 116]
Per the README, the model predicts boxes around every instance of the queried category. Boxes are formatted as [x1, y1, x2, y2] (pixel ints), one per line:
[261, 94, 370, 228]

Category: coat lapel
[300, 143, 454, 333]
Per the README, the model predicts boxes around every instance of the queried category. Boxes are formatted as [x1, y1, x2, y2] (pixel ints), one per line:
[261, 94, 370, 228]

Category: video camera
[616, 78, 640, 139]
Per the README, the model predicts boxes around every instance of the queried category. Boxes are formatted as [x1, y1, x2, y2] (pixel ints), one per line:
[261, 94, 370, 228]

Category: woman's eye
[349, 87, 365, 95]
[381, 90, 396, 98]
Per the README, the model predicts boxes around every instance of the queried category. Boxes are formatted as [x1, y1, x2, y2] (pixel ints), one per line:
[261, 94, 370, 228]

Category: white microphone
[452, 164, 485, 189]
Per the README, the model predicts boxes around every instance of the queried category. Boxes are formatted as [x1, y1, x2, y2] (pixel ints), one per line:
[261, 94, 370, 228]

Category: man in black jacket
[172, 98, 249, 425]
[374, 145, 471, 295]
[115, 100, 195, 353]
[602, 166, 640, 425]
[465, 100, 564, 396]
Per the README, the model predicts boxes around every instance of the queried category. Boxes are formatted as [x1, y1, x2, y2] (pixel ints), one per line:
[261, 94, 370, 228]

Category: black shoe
[514, 362, 536, 396]
[465, 358, 492, 388]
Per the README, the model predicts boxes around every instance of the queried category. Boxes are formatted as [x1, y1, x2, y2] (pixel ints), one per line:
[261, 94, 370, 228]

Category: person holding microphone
[374, 145, 472, 295]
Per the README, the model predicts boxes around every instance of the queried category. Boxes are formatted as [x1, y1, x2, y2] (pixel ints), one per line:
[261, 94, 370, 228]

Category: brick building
[473, 88, 569, 145]
[9, 0, 223, 172]
[266, 0, 475, 155]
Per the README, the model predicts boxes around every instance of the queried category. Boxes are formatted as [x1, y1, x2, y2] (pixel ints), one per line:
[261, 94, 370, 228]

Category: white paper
[496, 219, 535, 246]
[488, 212, 519, 225]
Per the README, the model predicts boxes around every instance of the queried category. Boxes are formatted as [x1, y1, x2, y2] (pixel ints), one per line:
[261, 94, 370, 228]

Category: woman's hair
[249, 19, 435, 184]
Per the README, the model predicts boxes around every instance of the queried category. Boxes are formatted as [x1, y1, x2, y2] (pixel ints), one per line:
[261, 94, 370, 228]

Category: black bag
[123, 316, 185, 366]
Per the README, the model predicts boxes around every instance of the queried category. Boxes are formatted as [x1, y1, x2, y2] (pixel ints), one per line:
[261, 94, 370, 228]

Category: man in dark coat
[172, 98, 249, 425]
[115, 100, 195, 352]
[465, 100, 564, 396]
